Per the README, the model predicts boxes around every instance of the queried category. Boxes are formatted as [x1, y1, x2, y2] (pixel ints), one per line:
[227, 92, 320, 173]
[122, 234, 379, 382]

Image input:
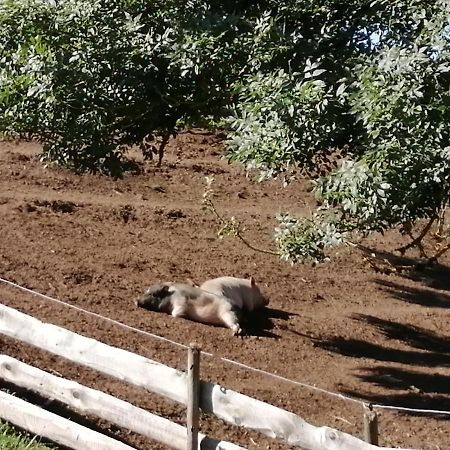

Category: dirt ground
[0, 133, 449, 450]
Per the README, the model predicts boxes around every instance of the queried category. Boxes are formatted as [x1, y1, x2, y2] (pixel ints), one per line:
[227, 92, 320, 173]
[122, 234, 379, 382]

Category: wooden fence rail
[0, 303, 416, 450]
[0, 390, 136, 450]
[0, 355, 241, 450]
[0, 303, 187, 403]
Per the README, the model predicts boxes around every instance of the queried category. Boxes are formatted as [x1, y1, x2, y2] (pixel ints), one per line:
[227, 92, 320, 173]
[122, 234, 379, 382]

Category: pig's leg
[172, 305, 186, 317]
[171, 298, 187, 318]
[220, 310, 242, 336]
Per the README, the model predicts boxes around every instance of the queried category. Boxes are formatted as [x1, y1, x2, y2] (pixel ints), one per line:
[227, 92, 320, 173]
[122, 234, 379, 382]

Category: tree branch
[395, 216, 436, 255]
[436, 207, 447, 238]
[234, 230, 280, 256]
[204, 199, 279, 257]
[429, 241, 450, 263]
[157, 133, 170, 167]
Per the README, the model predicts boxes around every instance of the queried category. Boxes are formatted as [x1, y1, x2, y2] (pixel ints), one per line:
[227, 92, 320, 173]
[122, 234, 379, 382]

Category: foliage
[1, 0, 450, 262]
[0, 0, 315, 174]
[224, 0, 444, 181]
[274, 212, 346, 263]
[226, 65, 347, 181]
[0, 0, 169, 173]
[224, 0, 450, 263]
[0, 0, 247, 173]
[1, 0, 436, 175]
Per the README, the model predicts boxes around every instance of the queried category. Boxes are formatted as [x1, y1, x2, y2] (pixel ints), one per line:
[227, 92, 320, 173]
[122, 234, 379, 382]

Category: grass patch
[0, 421, 54, 449]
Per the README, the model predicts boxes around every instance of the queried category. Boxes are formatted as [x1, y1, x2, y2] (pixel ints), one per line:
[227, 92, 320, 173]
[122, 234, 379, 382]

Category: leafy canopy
[224, 0, 450, 263]
[0, 0, 262, 173]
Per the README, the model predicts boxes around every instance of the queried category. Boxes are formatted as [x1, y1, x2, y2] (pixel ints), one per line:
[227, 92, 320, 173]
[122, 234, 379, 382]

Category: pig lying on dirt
[199, 276, 268, 312]
[136, 282, 243, 335]
[137, 277, 268, 335]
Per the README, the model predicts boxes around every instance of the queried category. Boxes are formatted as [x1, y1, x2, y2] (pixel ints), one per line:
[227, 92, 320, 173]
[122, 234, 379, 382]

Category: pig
[199, 276, 268, 312]
[136, 282, 243, 335]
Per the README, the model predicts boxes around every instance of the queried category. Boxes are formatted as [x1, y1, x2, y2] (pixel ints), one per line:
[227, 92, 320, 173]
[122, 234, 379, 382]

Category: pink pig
[199, 276, 269, 312]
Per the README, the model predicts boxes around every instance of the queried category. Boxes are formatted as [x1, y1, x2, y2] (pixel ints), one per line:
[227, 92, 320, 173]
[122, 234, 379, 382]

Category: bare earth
[0, 133, 449, 450]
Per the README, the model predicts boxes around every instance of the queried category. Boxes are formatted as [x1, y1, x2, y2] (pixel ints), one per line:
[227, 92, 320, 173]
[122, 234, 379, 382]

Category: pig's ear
[160, 284, 171, 296]
[250, 276, 257, 287]
[186, 278, 199, 287]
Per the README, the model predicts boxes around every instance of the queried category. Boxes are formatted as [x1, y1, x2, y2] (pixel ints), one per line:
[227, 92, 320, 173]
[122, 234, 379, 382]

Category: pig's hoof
[232, 326, 243, 336]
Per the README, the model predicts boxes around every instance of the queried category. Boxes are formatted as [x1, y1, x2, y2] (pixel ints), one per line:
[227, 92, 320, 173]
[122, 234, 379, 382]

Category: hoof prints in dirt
[116, 205, 137, 223]
[63, 270, 94, 285]
[154, 208, 186, 220]
[190, 163, 226, 175]
[7, 152, 32, 162]
[18, 199, 79, 214]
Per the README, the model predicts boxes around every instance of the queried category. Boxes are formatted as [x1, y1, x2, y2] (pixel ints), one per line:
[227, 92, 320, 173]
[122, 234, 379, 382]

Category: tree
[1, 0, 426, 175]
[223, 0, 450, 264]
[0, 0, 256, 174]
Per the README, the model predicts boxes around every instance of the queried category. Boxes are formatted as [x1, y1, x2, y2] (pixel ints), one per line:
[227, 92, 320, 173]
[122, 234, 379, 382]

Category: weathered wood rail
[0, 303, 416, 450]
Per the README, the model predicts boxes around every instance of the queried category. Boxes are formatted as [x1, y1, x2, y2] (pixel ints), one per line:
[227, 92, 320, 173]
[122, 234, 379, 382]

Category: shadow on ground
[377, 279, 450, 308]
[314, 314, 450, 367]
[359, 244, 450, 291]
[340, 366, 450, 417]
[242, 306, 298, 338]
[313, 314, 450, 414]
[357, 366, 450, 394]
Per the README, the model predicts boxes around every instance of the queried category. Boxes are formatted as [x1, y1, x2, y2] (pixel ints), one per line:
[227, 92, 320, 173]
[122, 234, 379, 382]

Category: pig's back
[170, 284, 236, 327]
[200, 276, 266, 311]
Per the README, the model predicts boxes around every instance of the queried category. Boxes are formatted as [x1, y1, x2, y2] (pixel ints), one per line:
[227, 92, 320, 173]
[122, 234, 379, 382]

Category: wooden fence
[0, 303, 416, 450]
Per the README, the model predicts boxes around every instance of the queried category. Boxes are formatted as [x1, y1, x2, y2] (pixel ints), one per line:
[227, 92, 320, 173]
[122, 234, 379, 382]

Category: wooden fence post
[187, 343, 201, 450]
[363, 403, 379, 446]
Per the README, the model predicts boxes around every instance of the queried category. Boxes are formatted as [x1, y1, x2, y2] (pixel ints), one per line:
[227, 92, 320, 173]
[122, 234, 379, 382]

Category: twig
[362, 255, 398, 274]
[406, 229, 428, 258]
[436, 207, 447, 238]
[205, 199, 279, 257]
[429, 241, 450, 262]
[438, 208, 446, 235]
[234, 229, 280, 256]
[333, 416, 354, 426]
[157, 133, 170, 167]
[395, 216, 436, 255]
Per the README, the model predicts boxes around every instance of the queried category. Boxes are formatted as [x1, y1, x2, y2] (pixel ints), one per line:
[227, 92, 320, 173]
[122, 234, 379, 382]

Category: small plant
[0, 421, 53, 450]
[202, 176, 278, 256]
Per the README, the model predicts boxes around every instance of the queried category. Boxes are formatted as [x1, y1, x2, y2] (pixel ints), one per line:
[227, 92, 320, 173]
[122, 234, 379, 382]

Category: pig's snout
[136, 283, 174, 312]
[136, 293, 160, 310]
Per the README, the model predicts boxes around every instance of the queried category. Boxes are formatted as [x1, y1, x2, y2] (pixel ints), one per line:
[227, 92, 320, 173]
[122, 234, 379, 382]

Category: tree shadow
[377, 279, 450, 308]
[357, 366, 450, 394]
[358, 244, 450, 291]
[340, 366, 450, 417]
[316, 337, 450, 367]
[314, 314, 450, 367]
[314, 314, 450, 415]
[341, 390, 450, 419]
[405, 264, 450, 291]
[120, 157, 144, 176]
[356, 314, 450, 353]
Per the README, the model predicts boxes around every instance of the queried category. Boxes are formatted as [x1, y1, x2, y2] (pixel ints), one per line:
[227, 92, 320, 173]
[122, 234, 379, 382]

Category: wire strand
[0, 276, 189, 350]
[371, 404, 450, 416]
[201, 350, 364, 405]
